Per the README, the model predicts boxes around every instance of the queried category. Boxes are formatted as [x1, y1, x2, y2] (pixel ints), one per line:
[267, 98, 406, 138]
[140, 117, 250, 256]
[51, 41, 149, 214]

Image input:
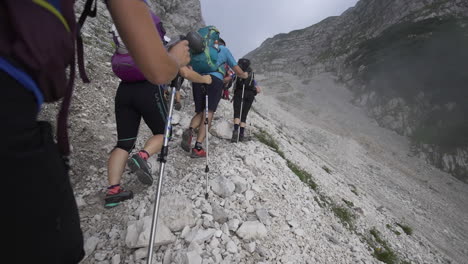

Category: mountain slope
[35, 0, 468, 263]
[246, 0, 468, 181]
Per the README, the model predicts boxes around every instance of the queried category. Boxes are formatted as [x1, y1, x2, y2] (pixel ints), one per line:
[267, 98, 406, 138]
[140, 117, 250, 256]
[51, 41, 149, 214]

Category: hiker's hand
[240, 72, 248, 79]
[203, 75, 212, 84]
[256, 86, 261, 94]
[169, 40, 190, 67]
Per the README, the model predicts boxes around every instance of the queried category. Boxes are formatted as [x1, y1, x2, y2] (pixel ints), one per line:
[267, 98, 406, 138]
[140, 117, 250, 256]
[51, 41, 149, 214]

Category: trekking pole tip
[205, 193, 209, 199]
[205, 165, 209, 173]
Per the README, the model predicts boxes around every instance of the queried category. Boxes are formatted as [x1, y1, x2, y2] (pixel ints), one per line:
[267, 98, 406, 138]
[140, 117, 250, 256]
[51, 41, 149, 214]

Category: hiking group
[3, 0, 261, 263]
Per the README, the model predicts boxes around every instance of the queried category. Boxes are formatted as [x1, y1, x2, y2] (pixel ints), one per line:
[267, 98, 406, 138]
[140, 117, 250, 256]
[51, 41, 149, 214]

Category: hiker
[179, 26, 249, 157]
[231, 58, 261, 142]
[104, 0, 203, 208]
[219, 38, 235, 100]
[3, 0, 190, 261]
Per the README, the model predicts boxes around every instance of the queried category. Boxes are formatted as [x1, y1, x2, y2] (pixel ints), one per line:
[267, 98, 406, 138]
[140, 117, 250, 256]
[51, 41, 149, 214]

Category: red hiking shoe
[191, 147, 206, 158]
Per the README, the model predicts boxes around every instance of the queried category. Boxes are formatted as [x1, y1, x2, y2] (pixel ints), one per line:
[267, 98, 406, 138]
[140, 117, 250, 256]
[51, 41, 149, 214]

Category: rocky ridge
[245, 0, 468, 181]
[37, 0, 468, 263]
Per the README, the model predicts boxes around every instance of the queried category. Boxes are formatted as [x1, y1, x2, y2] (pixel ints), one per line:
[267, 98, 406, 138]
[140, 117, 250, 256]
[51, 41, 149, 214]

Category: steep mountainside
[33, 1, 468, 263]
[246, 0, 468, 181]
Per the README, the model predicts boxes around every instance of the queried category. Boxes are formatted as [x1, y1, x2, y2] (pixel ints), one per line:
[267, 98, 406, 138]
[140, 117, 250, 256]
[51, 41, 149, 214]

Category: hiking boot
[174, 102, 182, 111]
[239, 133, 245, 142]
[181, 129, 192, 152]
[128, 154, 153, 185]
[191, 147, 206, 158]
[104, 187, 134, 208]
[231, 130, 239, 143]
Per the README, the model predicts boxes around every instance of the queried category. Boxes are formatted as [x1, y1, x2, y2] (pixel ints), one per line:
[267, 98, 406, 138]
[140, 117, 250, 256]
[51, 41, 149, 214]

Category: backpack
[0, 0, 97, 157]
[235, 58, 256, 94]
[190, 26, 225, 75]
[110, 9, 166, 82]
[235, 72, 256, 95]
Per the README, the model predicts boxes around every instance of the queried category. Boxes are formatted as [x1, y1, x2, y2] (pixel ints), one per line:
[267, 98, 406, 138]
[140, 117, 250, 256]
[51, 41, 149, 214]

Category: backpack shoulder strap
[249, 72, 255, 86]
[76, 0, 97, 83]
[59, 0, 96, 157]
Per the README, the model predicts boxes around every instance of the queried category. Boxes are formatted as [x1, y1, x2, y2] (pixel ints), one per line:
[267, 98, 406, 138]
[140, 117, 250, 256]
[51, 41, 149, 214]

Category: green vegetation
[332, 205, 355, 230]
[254, 129, 285, 159]
[255, 130, 318, 190]
[386, 224, 402, 236]
[342, 198, 354, 207]
[373, 248, 399, 264]
[322, 165, 332, 174]
[369, 228, 399, 264]
[255, 129, 412, 263]
[286, 160, 318, 191]
[396, 223, 413, 236]
[314, 196, 326, 208]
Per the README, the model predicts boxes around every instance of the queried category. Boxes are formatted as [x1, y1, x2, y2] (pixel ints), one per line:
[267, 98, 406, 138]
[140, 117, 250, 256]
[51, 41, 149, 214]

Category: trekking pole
[237, 83, 246, 143]
[203, 85, 210, 199]
[146, 76, 181, 264]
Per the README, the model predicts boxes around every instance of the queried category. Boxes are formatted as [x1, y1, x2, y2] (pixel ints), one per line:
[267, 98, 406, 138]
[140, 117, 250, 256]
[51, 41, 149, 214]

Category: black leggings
[233, 89, 255, 123]
[115, 81, 167, 152]
[0, 71, 84, 263]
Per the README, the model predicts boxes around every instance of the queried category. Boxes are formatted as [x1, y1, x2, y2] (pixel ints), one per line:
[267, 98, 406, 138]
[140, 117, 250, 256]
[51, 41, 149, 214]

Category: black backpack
[235, 71, 256, 95]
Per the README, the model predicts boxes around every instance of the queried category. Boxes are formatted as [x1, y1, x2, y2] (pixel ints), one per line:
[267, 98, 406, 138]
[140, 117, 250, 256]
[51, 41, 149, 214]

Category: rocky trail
[37, 2, 468, 263]
[56, 68, 468, 264]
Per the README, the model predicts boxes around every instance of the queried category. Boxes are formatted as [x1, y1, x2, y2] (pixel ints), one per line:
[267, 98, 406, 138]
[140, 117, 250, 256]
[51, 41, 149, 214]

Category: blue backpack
[190, 26, 225, 75]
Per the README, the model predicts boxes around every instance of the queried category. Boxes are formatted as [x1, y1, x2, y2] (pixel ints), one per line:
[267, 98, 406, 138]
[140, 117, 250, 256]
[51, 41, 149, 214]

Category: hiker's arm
[232, 66, 248, 79]
[222, 46, 248, 79]
[254, 80, 261, 93]
[179, 66, 212, 84]
[256, 85, 261, 94]
[107, 0, 190, 84]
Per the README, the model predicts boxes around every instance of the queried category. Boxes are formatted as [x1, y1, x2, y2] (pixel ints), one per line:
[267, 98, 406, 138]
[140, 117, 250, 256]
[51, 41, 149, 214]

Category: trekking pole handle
[165, 31, 205, 54]
[170, 74, 183, 89]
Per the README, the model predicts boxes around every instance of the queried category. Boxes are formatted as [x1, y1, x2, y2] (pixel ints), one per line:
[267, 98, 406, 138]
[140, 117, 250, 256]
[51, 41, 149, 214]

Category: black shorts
[192, 75, 223, 113]
[115, 81, 167, 143]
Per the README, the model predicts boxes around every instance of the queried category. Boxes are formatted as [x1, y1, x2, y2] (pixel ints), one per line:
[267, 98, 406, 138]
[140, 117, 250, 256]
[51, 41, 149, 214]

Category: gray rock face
[125, 216, 176, 249]
[246, 0, 468, 181]
[160, 194, 196, 231]
[149, 0, 205, 36]
[210, 176, 236, 198]
[236, 221, 268, 240]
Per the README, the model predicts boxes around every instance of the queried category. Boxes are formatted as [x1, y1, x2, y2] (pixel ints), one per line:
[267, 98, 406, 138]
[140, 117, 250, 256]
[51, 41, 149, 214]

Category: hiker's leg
[196, 110, 214, 143]
[2, 71, 84, 263]
[108, 149, 129, 185]
[142, 135, 164, 156]
[190, 112, 203, 130]
[176, 90, 181, 103]
[233, 89, 242, 125]
[191, 81, 206, 131]
[195, 76, 223, 143]
[240, 94, 255, 127]
[140, 83, 167, 156]
[108, 82, 141, 185]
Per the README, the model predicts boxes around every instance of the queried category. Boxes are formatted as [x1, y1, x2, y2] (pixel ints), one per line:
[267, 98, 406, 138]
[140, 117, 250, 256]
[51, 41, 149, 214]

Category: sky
[200, 0, 359, 59]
